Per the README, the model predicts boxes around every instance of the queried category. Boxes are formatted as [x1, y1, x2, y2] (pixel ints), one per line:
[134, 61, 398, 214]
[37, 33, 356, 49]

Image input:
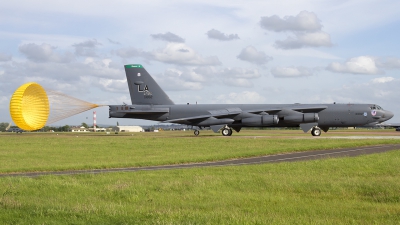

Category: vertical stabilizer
[125, 64, 174, 105]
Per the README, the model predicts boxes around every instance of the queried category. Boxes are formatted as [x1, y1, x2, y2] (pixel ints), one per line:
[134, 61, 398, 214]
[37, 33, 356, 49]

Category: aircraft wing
[164, 108, 243, 124]
[247, 106, 326, 114]
[164, 105, 327, 124]
[291, 106, 327, 113]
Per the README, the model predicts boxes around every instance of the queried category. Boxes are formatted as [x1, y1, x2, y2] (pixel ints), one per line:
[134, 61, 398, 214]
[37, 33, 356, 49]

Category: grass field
[0, 130, 399, 224]
[1, 130, 400, 173]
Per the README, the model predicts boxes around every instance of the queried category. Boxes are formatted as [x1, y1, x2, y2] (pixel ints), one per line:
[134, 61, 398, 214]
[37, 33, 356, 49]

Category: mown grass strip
[0, 131, 400, 173]
[0, 150, 399, 224]
[1, 130, 400, 173]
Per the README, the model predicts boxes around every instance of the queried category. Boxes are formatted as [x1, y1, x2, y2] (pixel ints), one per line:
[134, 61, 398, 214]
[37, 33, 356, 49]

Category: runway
[1, 144, 399, 178]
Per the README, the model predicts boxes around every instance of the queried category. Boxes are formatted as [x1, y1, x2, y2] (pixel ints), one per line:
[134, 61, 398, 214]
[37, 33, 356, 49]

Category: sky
[1, 0, 400, 126]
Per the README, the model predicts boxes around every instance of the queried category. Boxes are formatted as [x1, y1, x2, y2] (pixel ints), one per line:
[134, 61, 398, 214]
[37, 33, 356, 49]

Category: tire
[222, 128, 232, 136]
[194, 130, 200, 136]
[311, 127, 321, 136]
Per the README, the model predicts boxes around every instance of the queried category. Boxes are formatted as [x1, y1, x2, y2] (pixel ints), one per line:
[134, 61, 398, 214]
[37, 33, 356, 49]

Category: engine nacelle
[197, 117, 234, 126]
[242, 115, 279, 126]
[284, 113, 319, 124]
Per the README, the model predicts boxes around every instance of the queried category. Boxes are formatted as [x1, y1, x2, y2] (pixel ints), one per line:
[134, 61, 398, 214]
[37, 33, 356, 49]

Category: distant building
[88, 128, 107, 132]
[112, 126, 144, 132]
[70, 126, 89, 132]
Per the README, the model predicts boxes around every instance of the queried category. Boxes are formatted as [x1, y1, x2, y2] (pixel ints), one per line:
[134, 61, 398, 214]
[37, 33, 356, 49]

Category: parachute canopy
[9, 82, 49, 131]
[10, 82, 101, 131]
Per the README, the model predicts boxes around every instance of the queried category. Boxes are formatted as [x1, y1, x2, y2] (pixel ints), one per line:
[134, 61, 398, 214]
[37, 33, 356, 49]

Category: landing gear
[194, 130, 200, 136]
[221, 127, 233, 136]
[311, 127, 321, 136]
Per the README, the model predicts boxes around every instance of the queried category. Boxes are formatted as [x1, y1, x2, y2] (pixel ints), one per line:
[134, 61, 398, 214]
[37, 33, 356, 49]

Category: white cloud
[271, 66, 313, 78]
[260, 11, 332, 50]
[98, 79, 128, 93]
[215, 91, 266, 104]
[107, 38, 120, 45]
[274, 31, 332, 49]
[221, 68, 260, 79]
[260, 11, 322, 32]
[153, 43, 221, 66]
[153, 68, 205, 91]
[371, 77, 394, 84]
[151, 32, 185, 43]
[327, 56, 383, 75]
[206, 29, 239, 41]
[72, 39, 102, 57]
[114, 47, 151, 59]
[0, 53, 12, 62]
[19, 43, 74, 63]
[378, 57, 400, 69]
[223, 78, 253, 88]
[116, 43, 221, 66]
[237, 46, 273, 65]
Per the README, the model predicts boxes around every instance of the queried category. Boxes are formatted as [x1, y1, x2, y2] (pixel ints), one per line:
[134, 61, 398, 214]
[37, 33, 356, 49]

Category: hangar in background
[112, 126, 144, 132]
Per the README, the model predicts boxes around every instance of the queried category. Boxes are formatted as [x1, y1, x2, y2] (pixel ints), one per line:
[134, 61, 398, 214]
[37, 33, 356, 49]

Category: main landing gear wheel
[311, 127, 321, 136]
[221, 128, 232, 136]
[194, 130, 200, 136]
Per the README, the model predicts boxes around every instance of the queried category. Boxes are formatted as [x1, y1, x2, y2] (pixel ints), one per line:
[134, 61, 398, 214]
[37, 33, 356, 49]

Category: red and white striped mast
[93, 111, 97, 132]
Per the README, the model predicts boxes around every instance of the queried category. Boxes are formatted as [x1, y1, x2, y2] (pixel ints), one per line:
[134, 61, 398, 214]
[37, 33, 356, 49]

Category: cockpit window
[370, 105, 383, 110]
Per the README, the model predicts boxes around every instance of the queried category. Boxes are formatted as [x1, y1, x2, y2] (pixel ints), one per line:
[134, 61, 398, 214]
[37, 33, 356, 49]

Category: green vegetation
[0, 151, 399, 224]
[0, 130, 399, 224]
[0, 130, 400, 173]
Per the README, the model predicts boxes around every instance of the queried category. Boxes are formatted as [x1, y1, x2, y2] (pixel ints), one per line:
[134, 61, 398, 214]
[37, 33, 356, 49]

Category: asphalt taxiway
[1, 144, 399, 178]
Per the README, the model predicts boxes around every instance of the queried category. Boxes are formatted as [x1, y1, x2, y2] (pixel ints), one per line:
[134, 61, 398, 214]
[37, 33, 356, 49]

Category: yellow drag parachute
[9, 82, 49, 131]
[9, 82, 101, 131]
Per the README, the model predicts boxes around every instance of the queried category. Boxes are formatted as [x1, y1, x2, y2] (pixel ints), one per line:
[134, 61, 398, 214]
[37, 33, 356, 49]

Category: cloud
[260, 11, 322, 32]
[220, 68, 261, 87]
[19, 43, 74, 63]
[215, 91, 266, 104]
[151, 32, 185, 43]
[327, 56, 383, 75]
[237, 46, 273, 65]
[378, 57, 400, 69]
[221, 68, 260, 79]
[206, 29, 239, 41]
[72, 39, 102, 57]
[371, 77, 394, 84]
[271, 66, 313, 78]
[155, 68, 203, 91]
[223, 78, 253, 88]
[260, 11, 332, 50]
[115, 47, 152, 59]
[98, 78, 128, 93]
[274, 31, 332, 49]
[116, 43, 220, 66]
[0, 57, 124, 98]
[324, 77, 399, 104]
[107, 38, 121, 45]
[152, 43, 221, 66]
[0, 53, 12, 62]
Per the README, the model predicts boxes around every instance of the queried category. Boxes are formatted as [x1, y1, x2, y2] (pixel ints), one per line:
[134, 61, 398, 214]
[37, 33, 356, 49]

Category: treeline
[0, 123, 72, 132]
[0, 123, 10, 132]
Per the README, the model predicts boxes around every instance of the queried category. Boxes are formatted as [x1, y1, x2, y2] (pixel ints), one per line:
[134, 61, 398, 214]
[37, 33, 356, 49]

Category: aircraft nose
[384, 110, 394, 120]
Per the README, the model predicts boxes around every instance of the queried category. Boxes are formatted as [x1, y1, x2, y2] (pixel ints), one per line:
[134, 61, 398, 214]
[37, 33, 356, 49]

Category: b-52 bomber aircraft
[109, 64, 394, 136]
